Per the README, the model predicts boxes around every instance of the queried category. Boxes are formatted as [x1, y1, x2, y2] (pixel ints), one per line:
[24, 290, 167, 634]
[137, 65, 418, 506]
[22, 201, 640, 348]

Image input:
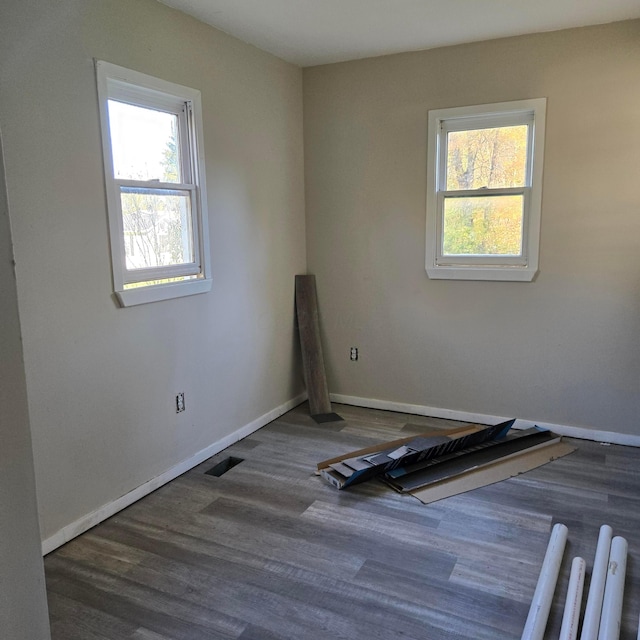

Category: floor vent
[205, 456, 244, 477]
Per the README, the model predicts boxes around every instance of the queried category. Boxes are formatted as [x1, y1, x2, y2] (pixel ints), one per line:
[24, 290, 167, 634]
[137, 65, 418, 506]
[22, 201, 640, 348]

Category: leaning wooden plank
[295, 274, 332, 417]
[410, 439, 576, 505]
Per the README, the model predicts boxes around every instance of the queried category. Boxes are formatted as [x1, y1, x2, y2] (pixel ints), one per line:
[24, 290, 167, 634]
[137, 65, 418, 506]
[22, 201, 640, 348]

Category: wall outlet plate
[350, 347, 358, 361]
[176, 392, 185, 413]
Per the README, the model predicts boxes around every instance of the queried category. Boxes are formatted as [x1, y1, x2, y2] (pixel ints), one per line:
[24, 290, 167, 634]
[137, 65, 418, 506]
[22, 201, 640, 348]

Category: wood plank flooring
[45, 403, 640, 639]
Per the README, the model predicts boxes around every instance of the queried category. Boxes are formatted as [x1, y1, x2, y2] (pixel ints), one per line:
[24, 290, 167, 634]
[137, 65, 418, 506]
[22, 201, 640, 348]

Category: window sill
[115, 278, 212, 307]
[426, 265, 538, 282]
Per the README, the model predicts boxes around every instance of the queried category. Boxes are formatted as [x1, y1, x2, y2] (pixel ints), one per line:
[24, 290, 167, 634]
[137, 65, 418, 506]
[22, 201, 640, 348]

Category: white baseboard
[42, 392, 307, 556]
[330, 393, 640, 448]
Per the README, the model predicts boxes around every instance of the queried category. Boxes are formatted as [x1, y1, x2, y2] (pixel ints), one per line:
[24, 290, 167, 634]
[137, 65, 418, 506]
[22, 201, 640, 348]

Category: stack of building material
[319, 420, 513, 489]
[384, 427, 558, 492]
[317, 420, 576, 503]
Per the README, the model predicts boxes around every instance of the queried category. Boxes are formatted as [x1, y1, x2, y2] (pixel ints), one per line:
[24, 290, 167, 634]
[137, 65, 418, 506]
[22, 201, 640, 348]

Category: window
[426, 99, 546, 281]
[96, 61, 211, 306]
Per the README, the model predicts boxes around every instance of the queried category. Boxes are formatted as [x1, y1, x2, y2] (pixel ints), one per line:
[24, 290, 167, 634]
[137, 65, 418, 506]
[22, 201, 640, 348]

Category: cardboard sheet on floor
[408, 439, 576, 505]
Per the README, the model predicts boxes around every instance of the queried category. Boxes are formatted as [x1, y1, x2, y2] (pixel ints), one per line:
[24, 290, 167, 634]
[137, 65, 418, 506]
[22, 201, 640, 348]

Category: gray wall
[0, 0, 306, 543]
[0, 132, 50, 638]
[304, 20, 640, 435]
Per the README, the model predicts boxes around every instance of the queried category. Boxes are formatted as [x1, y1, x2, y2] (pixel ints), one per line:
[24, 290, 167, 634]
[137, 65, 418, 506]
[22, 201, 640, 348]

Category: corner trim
[330, 393, 640, 448]
[42, 392, 307, 555]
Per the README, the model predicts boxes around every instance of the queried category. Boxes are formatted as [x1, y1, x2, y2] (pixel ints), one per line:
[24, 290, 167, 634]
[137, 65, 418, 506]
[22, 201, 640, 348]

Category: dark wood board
[295, 274, 332, 416]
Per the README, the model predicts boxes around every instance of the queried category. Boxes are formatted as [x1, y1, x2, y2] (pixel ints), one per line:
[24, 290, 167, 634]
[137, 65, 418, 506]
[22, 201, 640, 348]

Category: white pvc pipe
[598, 536, 628, 640]
[559, 557, 586, 640]
[521, 523, 569, 640]
[636, 611, 640, 640]
[581, 525, 614, 640]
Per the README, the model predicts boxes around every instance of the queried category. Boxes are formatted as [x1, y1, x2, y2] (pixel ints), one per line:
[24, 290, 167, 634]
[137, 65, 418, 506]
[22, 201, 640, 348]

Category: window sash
[115, 177, 201, 284]
[435, 188, 530, 266]
[438, 118, 534, 193]
[116, 182, 201, 284]
[106, 99, 193, 186]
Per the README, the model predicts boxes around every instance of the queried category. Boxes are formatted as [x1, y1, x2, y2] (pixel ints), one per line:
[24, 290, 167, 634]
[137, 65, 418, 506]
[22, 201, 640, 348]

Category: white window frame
[96, 60, 212, 306]
[426, 98, 546, 281]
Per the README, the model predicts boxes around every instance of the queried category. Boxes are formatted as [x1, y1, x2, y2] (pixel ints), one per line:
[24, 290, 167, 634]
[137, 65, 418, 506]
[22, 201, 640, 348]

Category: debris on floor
[317, 420, 576, 503]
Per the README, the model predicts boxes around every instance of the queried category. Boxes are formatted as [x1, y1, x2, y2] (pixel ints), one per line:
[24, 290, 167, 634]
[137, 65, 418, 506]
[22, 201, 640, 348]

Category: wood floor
[45, 403, 640, 639]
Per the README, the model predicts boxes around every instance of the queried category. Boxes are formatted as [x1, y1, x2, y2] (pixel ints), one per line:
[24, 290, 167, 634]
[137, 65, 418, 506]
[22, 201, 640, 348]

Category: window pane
[120, 187, 194, 270]
[446, 125, 528, 190]
[443, 195, 523, 256]
[108, 100, 181, 182]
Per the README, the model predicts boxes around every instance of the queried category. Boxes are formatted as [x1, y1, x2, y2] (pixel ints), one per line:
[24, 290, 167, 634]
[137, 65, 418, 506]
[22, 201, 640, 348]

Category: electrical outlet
[350, 347, 358, 361]
[176, 392, 185, 413]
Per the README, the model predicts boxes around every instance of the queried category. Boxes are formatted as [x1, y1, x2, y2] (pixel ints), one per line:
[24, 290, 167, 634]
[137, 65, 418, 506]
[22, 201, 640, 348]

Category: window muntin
[426, 99, 546, 281]
[96, 61, 211, 306]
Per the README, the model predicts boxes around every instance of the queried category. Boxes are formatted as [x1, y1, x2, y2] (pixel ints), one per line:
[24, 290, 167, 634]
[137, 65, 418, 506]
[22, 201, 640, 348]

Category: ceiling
[158, 0, 640, 67]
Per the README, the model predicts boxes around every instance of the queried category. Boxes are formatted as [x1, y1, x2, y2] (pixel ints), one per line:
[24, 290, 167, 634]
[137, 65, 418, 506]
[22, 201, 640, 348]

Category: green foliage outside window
[443, 125, 527, 256]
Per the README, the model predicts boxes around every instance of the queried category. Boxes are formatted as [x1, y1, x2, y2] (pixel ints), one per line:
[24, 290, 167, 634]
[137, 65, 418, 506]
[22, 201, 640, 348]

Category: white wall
[303, 20, 640, 436]
[0, 131, 50, 638]
[0, 0, 306, 543]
